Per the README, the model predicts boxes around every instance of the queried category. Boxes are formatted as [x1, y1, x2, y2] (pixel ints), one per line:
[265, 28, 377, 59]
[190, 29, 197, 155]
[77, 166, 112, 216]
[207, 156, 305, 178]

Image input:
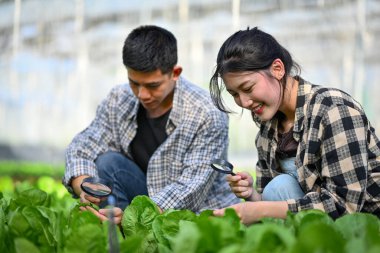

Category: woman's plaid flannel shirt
[255, 77, 380, 219]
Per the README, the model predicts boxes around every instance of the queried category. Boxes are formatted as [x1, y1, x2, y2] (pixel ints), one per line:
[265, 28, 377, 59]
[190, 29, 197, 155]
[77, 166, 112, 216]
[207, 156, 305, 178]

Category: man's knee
[95, 151, 126, 173]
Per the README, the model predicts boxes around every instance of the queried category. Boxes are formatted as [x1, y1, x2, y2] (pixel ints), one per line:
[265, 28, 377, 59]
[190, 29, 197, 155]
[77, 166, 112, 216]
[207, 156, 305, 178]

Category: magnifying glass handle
[107, 195, 119, 253]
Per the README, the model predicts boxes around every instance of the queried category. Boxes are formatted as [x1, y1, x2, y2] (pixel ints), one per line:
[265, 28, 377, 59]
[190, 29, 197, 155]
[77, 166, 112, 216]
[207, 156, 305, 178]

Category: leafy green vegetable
[0, 176, 14, 193]
[0, 206, 7, 252]
[170, 220, 200, 253]
[335, 213, 380, 253]
[242, 223, 295, 253]
[78, 202, 100, 211]
[14, 237, 41, 253]
[13, 188, 49, 207]
[292, 221, 345, 253]
[119, 234, 145, 253]
[152, 209, 196, 249]
[285, 208, 334, 235]
[121, 196, 160, 253]
[2, 175, 380, 253]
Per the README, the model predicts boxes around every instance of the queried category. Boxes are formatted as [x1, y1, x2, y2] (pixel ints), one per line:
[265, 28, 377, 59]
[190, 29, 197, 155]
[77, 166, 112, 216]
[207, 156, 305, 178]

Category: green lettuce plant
[1, 178, 380, 253]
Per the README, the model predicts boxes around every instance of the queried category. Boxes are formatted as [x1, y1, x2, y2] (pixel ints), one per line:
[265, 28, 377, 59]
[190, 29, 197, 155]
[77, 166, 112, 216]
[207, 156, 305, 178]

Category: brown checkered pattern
[254, 77, 380, 219]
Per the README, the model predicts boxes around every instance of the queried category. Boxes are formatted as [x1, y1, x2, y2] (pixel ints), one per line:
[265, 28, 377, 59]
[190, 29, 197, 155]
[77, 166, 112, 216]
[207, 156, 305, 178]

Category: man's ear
[270, 59, 285, 81]
[171, 65, 183, 80]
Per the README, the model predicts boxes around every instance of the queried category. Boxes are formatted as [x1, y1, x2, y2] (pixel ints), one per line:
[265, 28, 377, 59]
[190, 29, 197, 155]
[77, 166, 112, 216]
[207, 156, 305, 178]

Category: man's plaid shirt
[255, 77, 380, 219]
[63, 77, 240, 212]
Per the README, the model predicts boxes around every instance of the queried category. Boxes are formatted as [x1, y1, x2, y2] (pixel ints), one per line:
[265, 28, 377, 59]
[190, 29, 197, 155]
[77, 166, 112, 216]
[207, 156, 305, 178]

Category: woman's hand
[227, 172, 260, 201]
[80, 205, 124, 225]
[213, 202, 258, 225]
[213, 201, 289, 225]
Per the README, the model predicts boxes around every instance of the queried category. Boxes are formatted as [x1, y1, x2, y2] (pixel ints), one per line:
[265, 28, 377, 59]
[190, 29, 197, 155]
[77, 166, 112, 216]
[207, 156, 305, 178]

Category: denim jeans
[262, 157, 305, 201]
[95, 151, 148, 210]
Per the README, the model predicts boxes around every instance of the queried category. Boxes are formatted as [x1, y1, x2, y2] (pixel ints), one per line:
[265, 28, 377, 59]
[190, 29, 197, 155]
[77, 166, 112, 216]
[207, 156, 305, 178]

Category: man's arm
[71, 175, 90, 197]
[63, 87, 123, 196]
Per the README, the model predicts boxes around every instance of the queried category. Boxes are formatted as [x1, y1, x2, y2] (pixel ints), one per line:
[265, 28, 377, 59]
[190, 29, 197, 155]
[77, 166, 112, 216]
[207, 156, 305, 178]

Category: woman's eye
[243, 86, 252, 92]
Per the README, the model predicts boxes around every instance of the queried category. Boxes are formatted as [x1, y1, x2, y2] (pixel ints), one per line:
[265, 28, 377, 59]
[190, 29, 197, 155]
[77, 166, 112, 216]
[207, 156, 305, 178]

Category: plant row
[1, 177, 380, 253]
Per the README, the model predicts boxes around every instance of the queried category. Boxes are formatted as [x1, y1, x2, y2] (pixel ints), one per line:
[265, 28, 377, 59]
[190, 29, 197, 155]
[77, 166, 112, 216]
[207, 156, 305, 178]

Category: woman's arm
[293, 94, 369, 218]
[213, 201, 288, 225]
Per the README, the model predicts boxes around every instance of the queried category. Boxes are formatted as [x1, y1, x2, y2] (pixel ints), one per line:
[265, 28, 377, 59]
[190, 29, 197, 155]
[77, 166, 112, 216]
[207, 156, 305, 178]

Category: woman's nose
[240, 94, 253, 108]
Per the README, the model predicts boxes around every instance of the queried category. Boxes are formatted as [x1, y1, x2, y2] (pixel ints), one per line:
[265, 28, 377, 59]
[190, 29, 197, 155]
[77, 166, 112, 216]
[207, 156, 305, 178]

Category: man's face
[127, 67, 181, 118]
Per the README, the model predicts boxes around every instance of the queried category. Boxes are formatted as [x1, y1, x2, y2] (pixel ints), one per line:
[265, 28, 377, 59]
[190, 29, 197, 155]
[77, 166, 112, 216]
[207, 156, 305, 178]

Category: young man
[63, 25, 240, 214]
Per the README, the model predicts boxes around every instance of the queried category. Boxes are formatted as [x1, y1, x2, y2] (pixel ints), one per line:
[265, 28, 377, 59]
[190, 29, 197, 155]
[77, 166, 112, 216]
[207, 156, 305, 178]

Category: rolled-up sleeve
[63, 91, 120, 195]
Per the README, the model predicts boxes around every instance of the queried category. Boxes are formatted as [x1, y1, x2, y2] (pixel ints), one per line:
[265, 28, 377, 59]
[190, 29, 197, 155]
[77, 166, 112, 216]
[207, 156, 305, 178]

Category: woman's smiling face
[222, 70, 282, 122]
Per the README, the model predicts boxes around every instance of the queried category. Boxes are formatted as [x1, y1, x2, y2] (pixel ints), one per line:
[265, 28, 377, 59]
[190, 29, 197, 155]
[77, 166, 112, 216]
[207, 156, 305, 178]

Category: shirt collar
[293, 76, 318, 141]
[125, 91, 139, 121]
[254, 76, 315, 141]
[167, 77, 183, 128]
[293, 76, 306, 135]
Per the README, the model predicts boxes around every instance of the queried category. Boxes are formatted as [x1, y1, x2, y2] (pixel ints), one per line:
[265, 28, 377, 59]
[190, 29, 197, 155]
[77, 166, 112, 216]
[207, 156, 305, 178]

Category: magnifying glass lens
[212, 163, 228, 172]
[81, 177, 112, 198]
[81, 182, 111, 197]
[210, 159, 235, 175]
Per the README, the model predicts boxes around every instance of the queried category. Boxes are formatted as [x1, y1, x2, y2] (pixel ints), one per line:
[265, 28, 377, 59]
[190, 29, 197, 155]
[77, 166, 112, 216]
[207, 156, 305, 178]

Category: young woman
[210, 27, 380, 225]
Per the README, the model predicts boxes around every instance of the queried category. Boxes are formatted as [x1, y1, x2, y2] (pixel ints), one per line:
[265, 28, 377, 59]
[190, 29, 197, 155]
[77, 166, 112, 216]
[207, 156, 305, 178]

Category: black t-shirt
[130, 105, 170, 174]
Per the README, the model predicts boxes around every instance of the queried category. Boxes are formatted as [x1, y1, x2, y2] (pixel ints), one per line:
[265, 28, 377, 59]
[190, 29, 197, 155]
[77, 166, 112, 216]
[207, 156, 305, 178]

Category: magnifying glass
[81, 177, 119, 253]
[80, 177, 113, 198]
[210, 159, 236, 176]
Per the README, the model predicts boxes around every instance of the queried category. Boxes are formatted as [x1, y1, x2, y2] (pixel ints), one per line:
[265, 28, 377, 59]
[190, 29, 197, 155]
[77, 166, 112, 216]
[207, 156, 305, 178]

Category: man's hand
[71, 175, 90, 197]
[72, 175, 107, 205]
[79, 191, 104, 205]
[80, 205, 124, 225]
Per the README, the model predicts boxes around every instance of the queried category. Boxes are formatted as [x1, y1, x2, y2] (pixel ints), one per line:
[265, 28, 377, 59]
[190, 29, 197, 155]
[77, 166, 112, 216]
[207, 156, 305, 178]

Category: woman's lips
[252, 103, 264, 114]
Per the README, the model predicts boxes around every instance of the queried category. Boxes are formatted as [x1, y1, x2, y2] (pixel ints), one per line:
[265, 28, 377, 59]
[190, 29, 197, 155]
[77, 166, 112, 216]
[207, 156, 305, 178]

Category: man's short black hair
[122, 25, 178, 74]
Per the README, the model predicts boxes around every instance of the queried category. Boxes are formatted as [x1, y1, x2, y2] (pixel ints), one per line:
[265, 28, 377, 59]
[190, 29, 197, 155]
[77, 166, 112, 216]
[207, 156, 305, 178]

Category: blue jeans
[262, 174, 305, 201]
[95, 151, 148, 210]
[262, 157, 305, 201]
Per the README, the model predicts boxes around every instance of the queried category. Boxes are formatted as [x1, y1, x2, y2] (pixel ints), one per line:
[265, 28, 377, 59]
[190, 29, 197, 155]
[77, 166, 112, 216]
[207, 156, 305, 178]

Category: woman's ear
[270, 59, 285, 81]
[171, 65, 183, 80]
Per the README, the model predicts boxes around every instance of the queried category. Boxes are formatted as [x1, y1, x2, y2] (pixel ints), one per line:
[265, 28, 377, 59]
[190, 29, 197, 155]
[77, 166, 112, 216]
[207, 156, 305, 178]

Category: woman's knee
[262, 174, 304, 201]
